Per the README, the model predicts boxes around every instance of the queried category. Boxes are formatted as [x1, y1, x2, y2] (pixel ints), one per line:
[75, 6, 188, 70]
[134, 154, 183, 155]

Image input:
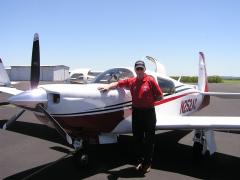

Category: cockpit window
[71, 73, 83, 79]
[157, 77, 175, 95]
[93, 68, 134, 84]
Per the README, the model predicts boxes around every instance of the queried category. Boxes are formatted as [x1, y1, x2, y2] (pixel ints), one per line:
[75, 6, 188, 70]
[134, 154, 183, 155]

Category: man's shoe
[136, 163, 143, 171]
[141, 164, 151, 173]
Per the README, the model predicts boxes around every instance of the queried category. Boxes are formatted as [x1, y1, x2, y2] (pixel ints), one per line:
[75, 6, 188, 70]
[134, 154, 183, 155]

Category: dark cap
[134, 60, 146, 70]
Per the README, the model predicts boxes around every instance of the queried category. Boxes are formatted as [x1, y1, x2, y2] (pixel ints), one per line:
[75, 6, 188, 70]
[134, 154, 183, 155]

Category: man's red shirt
[117, 74, 163, 108]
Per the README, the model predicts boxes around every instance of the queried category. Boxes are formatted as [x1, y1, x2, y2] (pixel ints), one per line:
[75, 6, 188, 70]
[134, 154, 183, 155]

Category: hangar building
[8, 65, 69, 81]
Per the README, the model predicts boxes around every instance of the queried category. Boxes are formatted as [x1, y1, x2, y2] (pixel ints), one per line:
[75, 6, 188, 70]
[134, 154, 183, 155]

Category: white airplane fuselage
[6, 67, 208, 140]
[31, 71, 205, 137]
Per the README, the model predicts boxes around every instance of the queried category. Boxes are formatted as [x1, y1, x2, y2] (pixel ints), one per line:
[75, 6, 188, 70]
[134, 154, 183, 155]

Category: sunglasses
[136, 67, 144, 71]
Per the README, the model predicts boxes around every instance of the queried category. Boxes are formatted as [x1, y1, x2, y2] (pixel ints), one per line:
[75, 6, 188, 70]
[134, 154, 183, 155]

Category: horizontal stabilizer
[156, 116, 240, 130]
[201, 92, 240, 99]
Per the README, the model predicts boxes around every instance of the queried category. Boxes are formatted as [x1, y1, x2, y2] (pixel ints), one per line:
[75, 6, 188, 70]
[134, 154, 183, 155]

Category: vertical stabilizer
[0, 58, 11, 87]
[198, 52, 210, 109]
[198, 52, 208, 92]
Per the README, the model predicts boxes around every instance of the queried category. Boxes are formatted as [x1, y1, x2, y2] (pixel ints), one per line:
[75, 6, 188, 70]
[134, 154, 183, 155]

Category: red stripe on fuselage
[154, 91, 199, 106]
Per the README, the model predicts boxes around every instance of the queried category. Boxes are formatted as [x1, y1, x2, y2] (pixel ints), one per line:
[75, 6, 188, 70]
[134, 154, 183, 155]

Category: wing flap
[0, 87, 23, 95]
[156, 116, 240, 130]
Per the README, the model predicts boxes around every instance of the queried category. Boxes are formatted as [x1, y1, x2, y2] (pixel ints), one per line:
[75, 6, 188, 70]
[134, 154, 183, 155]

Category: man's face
[135, 67, 145, 77]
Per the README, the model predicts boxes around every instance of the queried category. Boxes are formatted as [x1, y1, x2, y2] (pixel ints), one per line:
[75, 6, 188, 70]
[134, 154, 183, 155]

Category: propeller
[2, 33, 73, 146]
[30, 33, 40, 89]
[1, 33, 40, 129]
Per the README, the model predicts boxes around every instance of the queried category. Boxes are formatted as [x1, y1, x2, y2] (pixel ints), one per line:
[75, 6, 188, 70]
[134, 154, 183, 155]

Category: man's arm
[150, 78, 164, 101]
[98, 82, 118, 93]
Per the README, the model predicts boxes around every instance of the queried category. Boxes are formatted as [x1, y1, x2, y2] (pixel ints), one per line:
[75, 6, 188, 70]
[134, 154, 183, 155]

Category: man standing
[98, 60, 163, 173]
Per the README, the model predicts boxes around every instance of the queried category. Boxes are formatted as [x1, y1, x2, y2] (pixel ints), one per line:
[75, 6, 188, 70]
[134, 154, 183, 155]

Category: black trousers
[132, 107, 156, 165]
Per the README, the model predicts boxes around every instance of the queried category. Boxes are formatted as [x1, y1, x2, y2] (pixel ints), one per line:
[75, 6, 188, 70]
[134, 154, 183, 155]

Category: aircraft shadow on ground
[2, 127, 240, 180]
[0, 120, 68, 145]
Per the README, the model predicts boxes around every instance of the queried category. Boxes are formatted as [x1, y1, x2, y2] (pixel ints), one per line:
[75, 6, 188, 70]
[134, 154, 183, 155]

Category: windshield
[93, 68, 134, 84]
[157, 77, 175, 94]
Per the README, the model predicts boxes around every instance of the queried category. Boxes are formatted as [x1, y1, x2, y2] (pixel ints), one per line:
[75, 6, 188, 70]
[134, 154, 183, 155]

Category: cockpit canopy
[93, 68, 134, 84]
[93, 67, 175, 95]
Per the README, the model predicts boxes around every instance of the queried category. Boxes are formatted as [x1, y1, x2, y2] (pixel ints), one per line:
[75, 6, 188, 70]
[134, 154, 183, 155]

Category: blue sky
[0, 0, 240, 76]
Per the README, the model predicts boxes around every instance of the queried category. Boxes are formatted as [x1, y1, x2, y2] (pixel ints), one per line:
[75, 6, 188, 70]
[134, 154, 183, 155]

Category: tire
[73, 150, 89, 167]
[193, 142, 203, 160]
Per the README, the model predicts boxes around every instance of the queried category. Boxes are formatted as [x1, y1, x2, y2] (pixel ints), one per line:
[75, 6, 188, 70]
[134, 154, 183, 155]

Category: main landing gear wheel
[72, 139, 90, 167]
[73, 150, 89, 167]
[193, 142, 203, 159]
[193, 142, 211, 162]
[192, 131, 211, 160]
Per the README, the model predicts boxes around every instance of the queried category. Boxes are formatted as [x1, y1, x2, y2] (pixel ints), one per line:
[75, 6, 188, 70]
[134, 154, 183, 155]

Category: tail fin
[198, 52, 210, 109]
[198, 52, 208, 92]
[0, 58, 11, 87]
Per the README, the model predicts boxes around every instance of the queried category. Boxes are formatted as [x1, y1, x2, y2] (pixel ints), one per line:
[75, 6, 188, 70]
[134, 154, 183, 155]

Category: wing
[156, 116, 240, 130]
[0, 87, 23, 95]
[201, 92, 240, 99]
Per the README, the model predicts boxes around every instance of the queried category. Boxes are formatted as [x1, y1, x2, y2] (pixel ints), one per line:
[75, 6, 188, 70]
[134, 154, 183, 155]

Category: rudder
[198, 52, 210, 109]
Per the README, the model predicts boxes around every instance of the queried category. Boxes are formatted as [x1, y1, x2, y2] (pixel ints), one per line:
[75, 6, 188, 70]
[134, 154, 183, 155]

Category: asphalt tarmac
[1, 82, 240, 180]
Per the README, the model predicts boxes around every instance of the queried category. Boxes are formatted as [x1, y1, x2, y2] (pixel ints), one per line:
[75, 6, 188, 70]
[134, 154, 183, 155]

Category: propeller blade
[2, 109, 25, 130]
[37, 105, 73, 145]
[30, 33, 40, 89]
[0, 102, 9, 106]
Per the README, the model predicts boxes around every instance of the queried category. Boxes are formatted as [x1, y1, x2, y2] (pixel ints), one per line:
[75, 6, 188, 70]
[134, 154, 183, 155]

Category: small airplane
[66, 68, 102, 84]
[1, 33, 240, 165]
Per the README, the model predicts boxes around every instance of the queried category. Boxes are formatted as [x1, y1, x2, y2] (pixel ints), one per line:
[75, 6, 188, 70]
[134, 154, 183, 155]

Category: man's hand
[156, 95, 163, 101]
[98, 82, 118, 93]
[98, 86, 109, 93]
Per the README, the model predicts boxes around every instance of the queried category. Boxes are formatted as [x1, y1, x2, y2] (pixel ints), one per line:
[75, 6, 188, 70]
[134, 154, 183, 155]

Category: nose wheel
[72, 139, 89, 167]
[73, 150, 89, 167]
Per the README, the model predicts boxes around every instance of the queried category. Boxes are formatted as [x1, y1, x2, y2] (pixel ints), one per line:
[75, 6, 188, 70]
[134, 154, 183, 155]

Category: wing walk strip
[90, 101, 132, 110]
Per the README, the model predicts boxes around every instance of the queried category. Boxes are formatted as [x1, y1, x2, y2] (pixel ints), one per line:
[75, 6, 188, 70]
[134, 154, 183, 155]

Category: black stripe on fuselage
[91, 100, 132, 110]
[175, 88, 191, 93]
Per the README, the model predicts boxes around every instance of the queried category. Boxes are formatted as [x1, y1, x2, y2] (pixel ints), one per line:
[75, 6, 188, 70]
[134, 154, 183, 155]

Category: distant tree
[208, 76, 223, 83]
[171, 75, 223, 83]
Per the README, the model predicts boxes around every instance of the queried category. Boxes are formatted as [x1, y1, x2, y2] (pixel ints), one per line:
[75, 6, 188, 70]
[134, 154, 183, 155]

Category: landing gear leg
[193, 129, 216, 159]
